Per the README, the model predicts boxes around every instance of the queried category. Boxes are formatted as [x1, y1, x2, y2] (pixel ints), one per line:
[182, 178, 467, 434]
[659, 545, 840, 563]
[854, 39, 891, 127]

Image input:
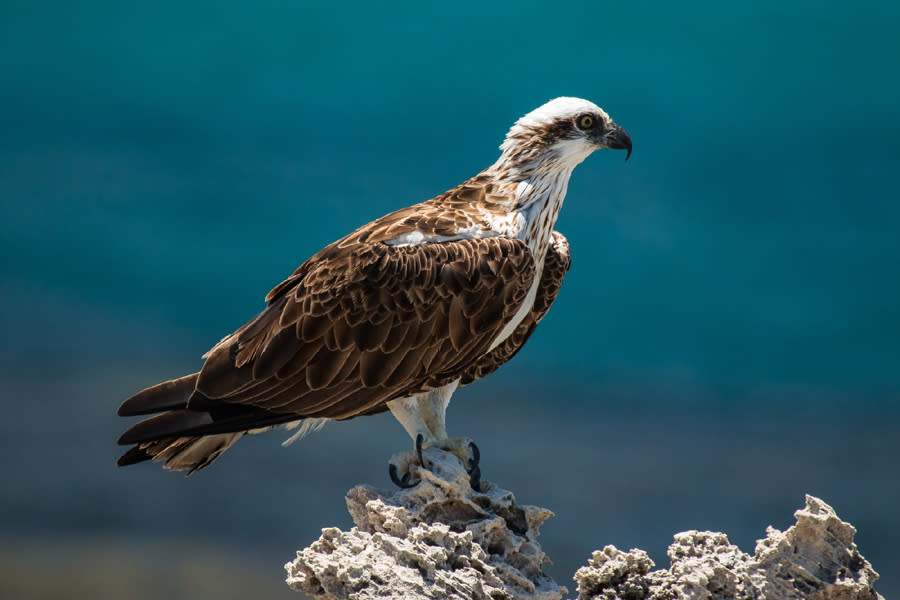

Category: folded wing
[459, 231, 571, 385]
[117, 236, 536, 453]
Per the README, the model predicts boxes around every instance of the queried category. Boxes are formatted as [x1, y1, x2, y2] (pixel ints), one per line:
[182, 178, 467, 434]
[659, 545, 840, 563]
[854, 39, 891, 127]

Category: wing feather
[190, 236, 535, 422]
[116, 176, 544, 469]
[459, 231, 571, 385]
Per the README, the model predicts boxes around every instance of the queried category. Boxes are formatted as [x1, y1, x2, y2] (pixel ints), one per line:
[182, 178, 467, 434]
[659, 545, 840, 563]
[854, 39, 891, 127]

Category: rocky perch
[285, 448, 882, 600]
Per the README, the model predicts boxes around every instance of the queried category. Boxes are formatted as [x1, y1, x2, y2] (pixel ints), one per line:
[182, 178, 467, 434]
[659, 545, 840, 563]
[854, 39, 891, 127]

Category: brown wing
[263, 174, 506, 304]
[118, 235, 536, 443]
[458, 231, 570, 386]
[117, 171, 531, 446]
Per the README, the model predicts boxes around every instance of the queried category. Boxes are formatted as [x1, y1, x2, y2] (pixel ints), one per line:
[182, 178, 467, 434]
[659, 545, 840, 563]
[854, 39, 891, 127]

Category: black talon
[468, 441, 480, 472]
[389, 434, 427, 489]
[389, 463, 416, 489]
[467, 442, 481, 491]
[469, 465, 481, 492]
[415, 433, 425, 467]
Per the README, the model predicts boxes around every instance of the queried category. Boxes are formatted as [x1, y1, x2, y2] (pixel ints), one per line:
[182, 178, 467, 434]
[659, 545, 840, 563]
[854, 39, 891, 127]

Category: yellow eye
[577, 114, 594, 130]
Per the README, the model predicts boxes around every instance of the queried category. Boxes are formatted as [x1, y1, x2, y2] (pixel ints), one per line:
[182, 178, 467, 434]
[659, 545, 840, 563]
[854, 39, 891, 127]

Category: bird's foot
[388, 434, 426, 488]
[388, 451, 420, 488]
[388, 434, 481, 491]
[431, 437, 481, 491]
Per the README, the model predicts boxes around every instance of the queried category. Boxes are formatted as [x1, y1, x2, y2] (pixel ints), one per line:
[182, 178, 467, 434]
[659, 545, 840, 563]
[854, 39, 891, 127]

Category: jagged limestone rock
[286, 448, 882, 600]
[285, 447, 565, 600]
[574, 495, 882, 600]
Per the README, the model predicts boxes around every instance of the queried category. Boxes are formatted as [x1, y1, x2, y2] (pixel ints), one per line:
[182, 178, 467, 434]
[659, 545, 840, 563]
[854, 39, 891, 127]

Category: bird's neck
[486, 156, 578, 260]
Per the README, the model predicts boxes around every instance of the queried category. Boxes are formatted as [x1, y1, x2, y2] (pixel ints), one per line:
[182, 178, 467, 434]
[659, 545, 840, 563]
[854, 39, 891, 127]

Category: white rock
[285, 447, 565, 600]
[574, 495, 882, 600]
[285, 451, 882, 600]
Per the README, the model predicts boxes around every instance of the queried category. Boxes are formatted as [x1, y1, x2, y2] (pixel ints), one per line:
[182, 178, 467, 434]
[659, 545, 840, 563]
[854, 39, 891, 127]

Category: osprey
[117, 97, 631, 488]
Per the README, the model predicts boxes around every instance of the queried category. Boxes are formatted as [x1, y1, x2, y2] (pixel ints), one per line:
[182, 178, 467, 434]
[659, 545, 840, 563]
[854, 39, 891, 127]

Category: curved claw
[468, 441, 480, 472]
[469, 464, 481, 492]
[389, 463, 416, 489]
[415, 433, 425, 467]
[467, 442, 482, 491]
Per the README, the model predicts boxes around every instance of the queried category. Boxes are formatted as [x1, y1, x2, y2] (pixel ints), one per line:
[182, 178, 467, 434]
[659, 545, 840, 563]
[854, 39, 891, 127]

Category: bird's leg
[387, 396, 437, 488]
[417, 383, 481, 487]
[386, 381, 481, 490]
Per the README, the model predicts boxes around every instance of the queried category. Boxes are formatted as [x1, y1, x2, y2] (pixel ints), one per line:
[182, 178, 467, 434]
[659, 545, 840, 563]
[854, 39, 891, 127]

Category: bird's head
[498, 97, 631, 176]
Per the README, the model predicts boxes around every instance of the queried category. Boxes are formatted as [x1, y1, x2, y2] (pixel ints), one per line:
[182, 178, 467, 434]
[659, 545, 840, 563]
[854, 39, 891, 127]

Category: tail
[116, 373, 298, 475]
[116, 431, 245, 475]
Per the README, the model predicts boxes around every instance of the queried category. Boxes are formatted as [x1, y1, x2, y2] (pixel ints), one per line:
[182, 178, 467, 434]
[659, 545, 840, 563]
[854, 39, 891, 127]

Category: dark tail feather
[116, 445, 156, 466]
[118, 373, 198, 416]
[118, 408, 216, 445]
[118, 400, 296, 445]
[117, 374, 298, 474]
[116, 433, 246, 475]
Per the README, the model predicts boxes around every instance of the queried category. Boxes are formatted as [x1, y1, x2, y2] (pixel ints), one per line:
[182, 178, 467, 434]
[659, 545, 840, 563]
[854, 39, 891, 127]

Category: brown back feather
[193, 236, 535, 421]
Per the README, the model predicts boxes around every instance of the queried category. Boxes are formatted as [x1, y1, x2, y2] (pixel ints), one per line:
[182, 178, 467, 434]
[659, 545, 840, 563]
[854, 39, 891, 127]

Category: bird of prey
[116, 97, 631, 488]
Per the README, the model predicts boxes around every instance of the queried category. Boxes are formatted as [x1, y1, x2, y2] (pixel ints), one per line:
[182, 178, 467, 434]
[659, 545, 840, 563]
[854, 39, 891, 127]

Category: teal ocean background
[1, 2, 898, 598]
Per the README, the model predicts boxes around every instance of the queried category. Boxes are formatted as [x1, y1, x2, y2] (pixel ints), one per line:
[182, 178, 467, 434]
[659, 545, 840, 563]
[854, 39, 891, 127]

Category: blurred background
[1, 1, 898, 598]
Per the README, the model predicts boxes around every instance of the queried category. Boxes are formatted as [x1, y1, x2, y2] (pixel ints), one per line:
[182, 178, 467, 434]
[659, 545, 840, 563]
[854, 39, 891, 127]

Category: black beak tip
[606, 124, 632, 161]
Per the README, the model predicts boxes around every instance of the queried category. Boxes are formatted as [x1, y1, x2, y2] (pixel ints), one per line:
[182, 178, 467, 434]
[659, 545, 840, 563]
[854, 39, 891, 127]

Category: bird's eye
[576, 114, 595, 130]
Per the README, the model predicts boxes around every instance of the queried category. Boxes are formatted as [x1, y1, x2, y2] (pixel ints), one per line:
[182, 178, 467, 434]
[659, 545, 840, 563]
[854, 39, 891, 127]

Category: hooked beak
[604, 123, 632, 160]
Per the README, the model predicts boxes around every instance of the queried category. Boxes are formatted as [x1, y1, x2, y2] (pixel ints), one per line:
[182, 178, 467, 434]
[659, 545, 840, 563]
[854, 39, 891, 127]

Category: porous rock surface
[285, 446, 565, 599]
[286, 450, 882, 600]
[574, 495, 882, 600]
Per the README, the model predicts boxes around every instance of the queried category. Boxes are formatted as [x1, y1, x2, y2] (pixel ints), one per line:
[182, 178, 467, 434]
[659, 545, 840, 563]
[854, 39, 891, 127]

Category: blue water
[1, 1, 898, 597]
